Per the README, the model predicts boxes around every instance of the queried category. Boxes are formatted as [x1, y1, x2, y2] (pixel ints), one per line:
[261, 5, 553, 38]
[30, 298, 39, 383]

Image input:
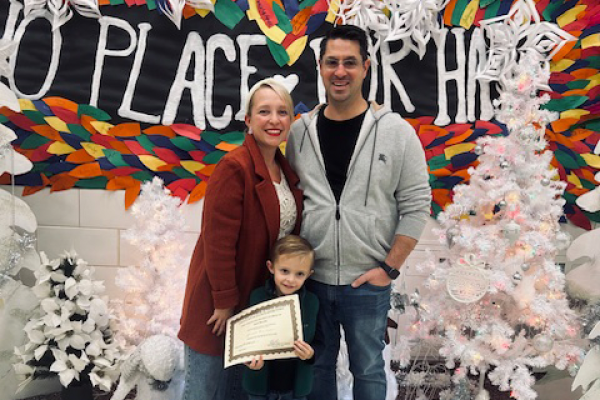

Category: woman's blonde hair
[245, 78, 295, 120]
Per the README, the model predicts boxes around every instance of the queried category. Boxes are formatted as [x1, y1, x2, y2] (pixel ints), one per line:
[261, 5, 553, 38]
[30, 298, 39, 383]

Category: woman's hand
[207, 308, 234, 335]
[245, 355, 264, 370]
[294, 340, 314, 361]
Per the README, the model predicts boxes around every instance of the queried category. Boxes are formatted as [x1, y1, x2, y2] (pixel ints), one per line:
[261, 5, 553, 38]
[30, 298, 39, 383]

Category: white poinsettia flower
[26, 329, 46, 345]
[85, 340, 102, 357]
[51, 320, 90, 351]
[88, 298, 109, 328]
[50, 350, 89, 387]
[32, 281, 52, 298]
[13, 362, 35, 376]
[90, 367, 113, 391]
[50, 271, 67, 282]
[34, 344, 49, 360]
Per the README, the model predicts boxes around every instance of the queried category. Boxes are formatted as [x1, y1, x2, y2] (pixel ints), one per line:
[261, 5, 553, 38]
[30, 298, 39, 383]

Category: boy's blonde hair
[245, 78, 295, 120]
[270, 235, 314, 266]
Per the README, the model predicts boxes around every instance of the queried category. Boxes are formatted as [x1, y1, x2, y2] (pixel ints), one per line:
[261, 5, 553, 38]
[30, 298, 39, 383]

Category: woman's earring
[248, 127, 253, 135]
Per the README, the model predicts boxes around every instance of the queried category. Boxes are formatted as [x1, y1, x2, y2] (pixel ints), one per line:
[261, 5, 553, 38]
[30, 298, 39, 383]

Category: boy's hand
[245, 355, 264, 370]
[294, 340, 314, 360]
[207, 308, 234, 336]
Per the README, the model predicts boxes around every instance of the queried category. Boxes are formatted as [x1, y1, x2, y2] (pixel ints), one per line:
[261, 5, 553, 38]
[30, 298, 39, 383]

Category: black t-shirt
[317, 107, 367, 203]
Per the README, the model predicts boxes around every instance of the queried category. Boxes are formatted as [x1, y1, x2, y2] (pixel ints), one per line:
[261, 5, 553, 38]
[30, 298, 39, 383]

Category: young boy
[242, 235, 319, 400]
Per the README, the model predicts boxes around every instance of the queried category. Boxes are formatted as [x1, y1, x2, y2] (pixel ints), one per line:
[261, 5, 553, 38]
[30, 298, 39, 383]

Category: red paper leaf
[171, 124, 202, 141]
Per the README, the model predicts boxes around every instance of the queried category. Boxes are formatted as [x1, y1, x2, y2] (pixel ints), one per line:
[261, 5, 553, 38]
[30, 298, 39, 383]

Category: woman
[178, 79, 303, 400]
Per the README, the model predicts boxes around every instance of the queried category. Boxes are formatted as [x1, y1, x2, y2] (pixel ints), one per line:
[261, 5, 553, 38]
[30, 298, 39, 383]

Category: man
[286, 25, 431, 400]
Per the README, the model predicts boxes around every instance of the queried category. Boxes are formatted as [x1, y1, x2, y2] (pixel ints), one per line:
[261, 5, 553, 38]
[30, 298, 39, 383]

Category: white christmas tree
[112, 177, 187, 346]
[398, 51, 583, 400]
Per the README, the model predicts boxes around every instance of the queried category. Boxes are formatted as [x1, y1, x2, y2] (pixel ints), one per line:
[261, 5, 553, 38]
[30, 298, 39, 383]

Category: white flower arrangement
[13, 251, 122, 392]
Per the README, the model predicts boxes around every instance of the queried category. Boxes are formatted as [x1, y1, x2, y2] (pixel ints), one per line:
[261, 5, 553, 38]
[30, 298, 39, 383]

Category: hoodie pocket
[300, 208, 336, 265]
[339, 210, 395, 265]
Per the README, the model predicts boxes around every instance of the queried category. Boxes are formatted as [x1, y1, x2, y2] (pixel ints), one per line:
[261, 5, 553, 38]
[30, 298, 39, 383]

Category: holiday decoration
[13, 252, 122, 393]
[110, 334, 184, 400]
[572, 322, 600, 400]
[112, 176, 188, 346]
[396, 50, 584, 400]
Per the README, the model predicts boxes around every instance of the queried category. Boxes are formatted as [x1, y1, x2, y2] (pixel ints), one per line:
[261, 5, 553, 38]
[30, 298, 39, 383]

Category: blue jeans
[182, 344, 247, 400]
[306, 280, 391, 400]
[248, 392, 306, 400]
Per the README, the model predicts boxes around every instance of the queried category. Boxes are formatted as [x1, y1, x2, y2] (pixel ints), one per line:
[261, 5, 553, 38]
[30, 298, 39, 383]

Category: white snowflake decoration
[478, 0, 576, 86]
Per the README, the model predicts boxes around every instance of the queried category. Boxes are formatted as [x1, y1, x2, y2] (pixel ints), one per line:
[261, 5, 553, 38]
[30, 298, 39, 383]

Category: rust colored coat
[178, 135, 303, 356]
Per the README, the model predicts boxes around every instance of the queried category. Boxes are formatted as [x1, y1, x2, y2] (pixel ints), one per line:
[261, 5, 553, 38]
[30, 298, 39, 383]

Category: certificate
[224, 294, 303, 368]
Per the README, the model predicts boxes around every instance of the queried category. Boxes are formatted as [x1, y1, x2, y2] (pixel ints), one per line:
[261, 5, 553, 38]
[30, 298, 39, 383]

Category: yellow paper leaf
[18, 99, 36, 111]
[560, 109, 590, 119]
[139, 155, 167, 171]
[195, 8, 211, 17]
[584, 74, 600, 90]
[287, 36, 308, 66]
[581, 154, 600, 169]
[47, 141, 76, 155]
[326, 2, 340, 23]
[247, 0, 286, 43]
[81, 142, 107, 159]
[460, 0, 479, 29]
[44, 116, 71, 133]
[90, 121, 115, 135]
[550, 59, 574, 72]
[581, 34, 600, 50]
[557, 5, 586, 27]
[567, 173, 582, 188]
[181, 160, 205, 173]
[444, 143, 476, 159]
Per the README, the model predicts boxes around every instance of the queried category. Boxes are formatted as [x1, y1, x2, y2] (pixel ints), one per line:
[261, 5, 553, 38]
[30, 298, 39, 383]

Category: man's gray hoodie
[286, 103, 431, 285]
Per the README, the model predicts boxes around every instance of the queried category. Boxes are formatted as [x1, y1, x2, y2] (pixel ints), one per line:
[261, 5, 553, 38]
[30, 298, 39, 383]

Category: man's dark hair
[319, 25, 369, 62]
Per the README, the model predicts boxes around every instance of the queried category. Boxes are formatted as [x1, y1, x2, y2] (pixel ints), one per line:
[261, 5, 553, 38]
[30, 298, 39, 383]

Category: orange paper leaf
[188, 181, 208, 203]
[108, 122, 142, 137]
[31, 125, 64, 141]
[69, 162, 102, 178]
[43, 97, 78, 112]
[144, 125, 176, 138]
[125, 182, 141, 209]
[66, 149, 96, 164]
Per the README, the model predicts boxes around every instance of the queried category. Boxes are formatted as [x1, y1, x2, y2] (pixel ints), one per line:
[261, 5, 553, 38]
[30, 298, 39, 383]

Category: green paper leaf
[109, 0, 125, 5]
[480, 0, 498, 7]
[266, 38, 290, 68]
[431, 202, 442, 218]
[103, 149, 129, 167]
[542, 96, 588, 112]
[273, 3, 293, 34]
[563, 192, 577, 205]
[23, 110, 48, 125]
[21, 134, 51, 149]
[299, 0, 318, 9]
[220, 131, 245, 144]
[430, 180, 446, 189]
[566, 80, 590, 90]
[542, 1, 563, 22]
[132, 171, 154, 182]
[78, 104, 111, 121]
[202, 150, 227, 164]
[172, 167, 199, 179]
[583, 210, 600, 223]
[484, 0, 502, 19]
[554, 150, 584, 170]
[201, 131, 223, 146]
[581, 179, 596, 191]
[451, 0, 471, 26]
[67, 124, 92, 141]
[582, 120, 600, 132]
[0, 116, 8, 123]
[170, 136, 196, 151]
[587, 56, 600, 69]
[146, 0, 157, 10]
[214, 0, 245, 29]
[31, 162, 49, 173]
[428, 154, 451, 171]
[136, 135, 156, 154]
[75, 176, 108, 189]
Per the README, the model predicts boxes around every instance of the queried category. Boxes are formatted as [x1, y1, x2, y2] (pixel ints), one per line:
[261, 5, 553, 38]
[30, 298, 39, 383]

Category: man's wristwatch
[380, 261, 400, 280]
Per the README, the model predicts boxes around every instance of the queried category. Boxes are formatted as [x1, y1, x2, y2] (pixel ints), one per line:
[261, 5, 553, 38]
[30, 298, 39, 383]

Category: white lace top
[273, 173, 297, 239]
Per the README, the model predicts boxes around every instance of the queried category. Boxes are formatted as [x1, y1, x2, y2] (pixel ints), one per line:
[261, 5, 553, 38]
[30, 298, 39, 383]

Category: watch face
[389, 268, 400, 279]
